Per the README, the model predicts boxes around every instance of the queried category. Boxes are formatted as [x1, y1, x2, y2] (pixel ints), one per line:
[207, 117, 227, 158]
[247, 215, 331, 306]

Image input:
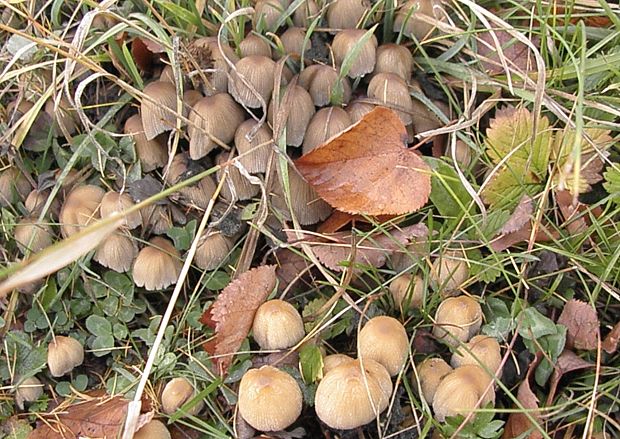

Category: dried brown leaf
[602, 321, 620, 354]
[208, 265, 277, 374]
[556, 190, 588, 234]
[274, 249, 312, 292]
[557, 299, 599, 351]
[478, 31, 539, 75]
[295, 107, 431, 215]
[490, 222, 558, 252]
[547, 350, 593, 405]
[503, 360, 542, 439]
[500, 195, 533, 235]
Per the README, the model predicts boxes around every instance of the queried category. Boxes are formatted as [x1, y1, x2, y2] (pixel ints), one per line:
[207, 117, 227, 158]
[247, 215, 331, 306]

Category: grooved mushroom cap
[134, 420, 171, 439]
[268, 85, 315, 147]
[302, 106, 352, 154]
[168, 153, 217, 209]
[346, 100, 375, 124]
[450, 335, 502, 375]
[323, 354, 354, 374]
[141, 204, 174, 235]
[430, 251, 469, 296]
[332, 29, 378, 79]
[375, 43, 414, 81]
[327, 0, 371, 30]
[367, 72, 414, 125]
[451, 139, 472, 167]
[394, 0, 443, 42]
[240, 33, 272, 58]
[195, 231, 233, 271]
[15, 376, 44, 409]
[416, 357, 453, 404]
[100, 191, 141, 229]
[234, 119, 273, 174]
[0, 166, 30, 207]
[188, 93, 245, 160]
[432, 296, 483, 347]
[432, 364, 495, 422]
[161, 377, 204, 416]
[187, 37, 239, 95]
[358, 316, 409, 376]
[216, 152, 260, 201]
[252, 299, 305, 350]
[132, 237, 181, 290]
[228, 55, 277, 108]
[280, 27, 309, 59]
[59, 185, 105, 238]
[141, 81, 178, 140]
[15, 217, 53, 255]
[298, 65, 352, 107]
[315, 359, 393, 430]
[47, 335, 84, 377]
[389, 273, 425, 310]
[123, 114, 168, 172]
[94, 230, 138, 273]
[293, 0, 319, 27]
[25, 189, 60, 219]
[238, 365, 303, 431]
[253, 0, 284, 31]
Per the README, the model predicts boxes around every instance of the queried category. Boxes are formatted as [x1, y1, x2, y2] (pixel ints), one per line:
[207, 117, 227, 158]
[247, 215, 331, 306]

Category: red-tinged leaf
[295, 107, 431, 215]
[602, 321, 620, 354]
[317, 210, 398, 234]
[29, 395, 152, 439]
[209, 265, 277, 374]
[503, 359, 542, 439]
[131, 37, 155, 72]
[500, 195, 533, 235]
[556, 190, 588, 234]
[490, 222, 558, 252]
[199, 305, 216, 329]
[547, 350, 593, 405]
[274, 249, 312, 292]
[557, 299, 599, 351]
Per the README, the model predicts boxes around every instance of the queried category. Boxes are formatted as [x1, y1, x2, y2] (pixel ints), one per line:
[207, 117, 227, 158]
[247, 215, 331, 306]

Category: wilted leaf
[547, 350, 593, 405]
[602, 321, 620, 354]
[317, 211, 397, 234]
[490, 221, 558, 252]
[274, 249, 312, 292]
[503, 360, 542, 439]
[295, 107, 431, 215]
[557, 299, 599, 351]
[555, 189, 589, 234]
[477, 30, 538, 75]
[499, 195, 533, 235]
[207, 265, 277, 374]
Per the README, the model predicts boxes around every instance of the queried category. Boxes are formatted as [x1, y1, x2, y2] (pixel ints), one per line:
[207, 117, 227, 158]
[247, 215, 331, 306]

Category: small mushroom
[374, 43, 414, 81]
[25, 188, 60, 219]
[298, 64, 352, 107]
[141, 80, 178, 140]
[394, 0, 443, 42]
[293, 0, 319, 27]
[358, 316, 409, 376]
[159, 65, 176, 84]
[315, 359, 393, 430]
[187, 37, 239, 95]
[59, 185, 105, 238]
[216, 152, 260, 201]
[430, 250, 469, 296]
[326, 0, 371, 30]
[450, 335, 502, 375]
[279, 27, 309, 60]
[253, 0, 284, 31]
[167, 152, 217, 209]
[367, 72, 414, 126]
[15, 217, 53, 255]
[302, 106, 352, 154]
[346, 100, 375, 124]
[100, 191, 141, 229]
[449, 139, 472, 167]
[240, 33, 273, 58]
[47, 335, 84, 377]
[188, 93, 245, 160]
[134, 420, 171, 439]
[238, 365, 303, 431]
[15, 376, 44, 409]
[161, 377, 204, 416]
[228, 55, 276, 108]
[432, 295, 483, 347]
[141, 204, 175, 235]
[268, 84, 315, 147]
[0, 166, 30, 207]
[195, 231, 233, 271]
[94, 230, 138, 273]
[123, 114, 168, 172]
[252, 299, 305, 350]
[44, 96, 77, 136]
[389, 273, 425, 310]
[234, 119, 273, 174]
[332, 29, 377, 79]
[323, 354, 354, 374]
[132, 237, 182, 290]
[415, 357, 453, 405]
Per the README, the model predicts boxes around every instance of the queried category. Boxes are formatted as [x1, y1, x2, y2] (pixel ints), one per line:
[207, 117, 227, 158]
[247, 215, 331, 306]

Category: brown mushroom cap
[141, 81, 178, 140]
[393, 0, 443, 42]
[15, 217, 53, 255]
[252, 299, 305, 350]
[132, 237, 182, 290]
[432, 295, 483, 347]
[47, 335, 84, 377]
[358, 316, 409, 376]
[293, 0, 319, 27]
[302, 106, 352, 154]
[25, 188, 60, 219]
[280, 27, 309, 59]
[332, 29, 378, 79]
[188, 93, 245, 160]
[234, 120, 273, 174]
[187, 37, 239, 95]
[123, 114, 168, 172]
[44, 96, 77, 136]
[140, 204, 175, 235]
[0, 166, 30, 207]
[268, 85, 315, 147]
[430, 251, 469, 296]
[315, 359, 393, 430]
[134, 420, 171, 439]
[367, 72, 414, 125]
[195, 231, 233, 271]
[161, 377, 204, 416]
[449, 139, 472, 167]
[240, 33, 273, 58]
[298, 64, 352, 107]
[94, 230, 137, 273]
[253, 0, 284, 31]
[167, 152, 217, 209]
[100, 191, 141, 229]
[415, 357, 453, 405]
[323, 354, 355, 374]
[228, 55, 277, 108]
[216, 152, 260, 201]
[450, 335, 502, 375]
[326, 0, 371, 30]
[346, 100, 376, 124]
[15, 376, 44, 409]
[238, 365, 303, 431]
[389, 273, 425, 310]
[59, 185, 105, 238]
[375, 43, 414, 81]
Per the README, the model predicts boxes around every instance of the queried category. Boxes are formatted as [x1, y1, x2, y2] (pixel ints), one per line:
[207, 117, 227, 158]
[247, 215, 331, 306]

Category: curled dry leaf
[555, 190, 588, 234]
[557, 299, 599, 351]
[602, 321, 620, 354]
[499, 195, 533, 235]
[205, 265, 277, 374]
[490, 221, 558, 252]
[295, 107, 431, 215]
[547, 350, 593, 405]
[477, 30, 539, 75]
[503, 359, 542, 439]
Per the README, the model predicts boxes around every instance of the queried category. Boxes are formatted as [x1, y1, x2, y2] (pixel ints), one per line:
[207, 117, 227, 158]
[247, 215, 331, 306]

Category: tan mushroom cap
[228, 55, 277, 108]
[240, 33, 272, 58]
[141, 204, 174, 235]
[326, 0, 371, 30]
[216, 152, 260, 201]
[100, 191, 141, 229]
[451, 335, 502, 375]
[268, 85, 315, 147]
[123, 114, 168, 172]
[298, 64, 352, 107]
[132, 237, 182, 290]
[188, 93, 245, 160]
[15, 217, 53, 255]
[280, 27, 309, 59]
[15, 376, 44, 409]
[415, 357, 453, 405]
[358, 316, 409, 376]
[252, 299, 305, 350]
[394, 0, 444, 42]
[293, 0, 319, 27]
[322, 354, 354, 375]
[44, 96, 77, 136]
[302, 106, 352, 154]
[167, 153, 217, 209]
[0, 166, 30, 207]
[451, 139, 472, 167]
[187, 37, 239, 95]
[315, 359, 393, 430]
[346, 100, 375, 124]
[367, 72, 414, 125]
[47, 335, 84, 377]
[25, 188, 61, 219]
[253, 0, 284, 31]
[94, 230, 138, 273]
[375, 43, 414, 81]
[141, 80, 178, 140]
[161, 377, 204, 416]
[195, 231, 233, 271]
[430, 251, 469, 296]
[59, 185, 105, 238]
[238, 365, 303, 431]
[432, 295, 483, 347]
[389, 273, 425, 310]
[234, 119, 273, 174]
[134, 420, 171, 439]
[432, 364, 495, 422]
[332, 29, 378, 79]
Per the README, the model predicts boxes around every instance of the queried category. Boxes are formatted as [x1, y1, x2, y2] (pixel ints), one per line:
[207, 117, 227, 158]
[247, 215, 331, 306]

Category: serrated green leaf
[427, 157, 475, 218]
[299, 344, 324, 384]
[603, 166, 620, 204]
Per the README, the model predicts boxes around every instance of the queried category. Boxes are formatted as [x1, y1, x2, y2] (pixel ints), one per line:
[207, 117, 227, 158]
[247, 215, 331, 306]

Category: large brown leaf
[557, 299, 599, 351]
[295, 107, 431, 215]
[547, 350, 593, 405]
[503, 359, 543, 439]
[207, 265, 277, 374]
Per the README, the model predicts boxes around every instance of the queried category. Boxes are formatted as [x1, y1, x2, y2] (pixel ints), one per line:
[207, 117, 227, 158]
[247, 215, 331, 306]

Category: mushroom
[253, 0, 284, 31]
[323, 354, 354, 374]
[238, 365, 303, 431]
[216, 152, 260, 201]
[132, 237, 182, 290]
[183, 89, 204, 114]
[188, 93, 245, 160]
[332, 29, 377, 79]
[25, 188, 60, 219]
[234, 119, 273, 174]
[187, 37, 239, 95]
[141, 80, 178, 140]
[228, 55, 276, 108]
[252, 299, 305, 350]
[159, 65, 176, 84]
[195, 231, 233, 271]
[15, 217, 53, 255]
[358, 316, 409, 376]
[415, 357, 452, 405]
[161, 377, 204, 416]
[59, 185, 105, 238]
[167, 152, 217, 209]
[374, 43, 414, 81]
[450, 335, 502, 376]
[47, 335, 84, 377]
[326, 0, 371, 30]
[302, 106, 352, 154]
[367, 72, 414, 126]
[15, 376, 44, 409]
[44, 96, 77, 136]
[100, 191, 141, 229]
[240, 33, 273, 58]
[0, 166, 30, 207]
[293, 0, 319, 27]
[298, 64, 352, 107]
[268, 84, 315, 147]
[134, 420, 171, 439]
[393, 0, 443, 42]
[346, 100, 375, 124]
[432, 365, 495, 422]
[315, 359, 393, 430]
[430, 250, 469, 296]
[140, 204, 176, 235]
[389, 273, 425, 310]
[123, 114, 168, 172]
[94, 230, 138, 273]
[279, 27, 309, 60]
[449, 139, 472, 167]
[432, 295, 483, 347]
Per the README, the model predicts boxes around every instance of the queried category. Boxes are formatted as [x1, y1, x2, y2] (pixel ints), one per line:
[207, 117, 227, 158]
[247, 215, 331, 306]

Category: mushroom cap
[94, 230, 138, 273]
[326, 0, 371, 30]
[188, 93, 245, 160]
[280, 27, 309, 59]
[47, 335, 84, 377]
[141, 81, 178, 140]
[432, 364, 495, 422]
[375, 43, 414, 81]
[168, 153, 217, 209]
[389, 273, 425, 310]
[187, 37, 239, 95]
[268, 85, 315, 147]
[315, 359, 393, 430]
[430, 251, 469, 296]
[140, 204, 175, 235]
[358, 316, 409, 376]
[450, 335, 502, 375]
[293, 0, 319, 27]
[252, 299, 305, 350]
[216, 152, 260, 201]
[15, 217, 53, 255]
[123, 114, 168, 172]
[332, 29, 378, 79]
[100, 191, 141, 229]
[240, 33, 272, 58]
[415, 357, 453, 405]
[432, 296, 483, 347]
[44, 96, 77, 136]
[346, 100, 376, 124]
[394, 0, 442, 42]
[25, 188, 60, 219]
[132, 237, 182, 290]
[302, 106, 352, 154]
[322, 354, 354, 374]
[159, 65, 176, 84]
[59, 185, 105, 238]
[0, 166, 30, 207]
[15, 376, 44, 409]
[161, 377, 204, 416]
[134, 420, 171, 439]
[234, 119, 273, 174]
[367, 72, 414, 125]
[298, 64, 352, 107]
[228, 55, 277, 108]
[253, 0, 284, 31]
[195, 231, 233, 271]
[238, 365, 303, 431]
[451, 139, 472, 167]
